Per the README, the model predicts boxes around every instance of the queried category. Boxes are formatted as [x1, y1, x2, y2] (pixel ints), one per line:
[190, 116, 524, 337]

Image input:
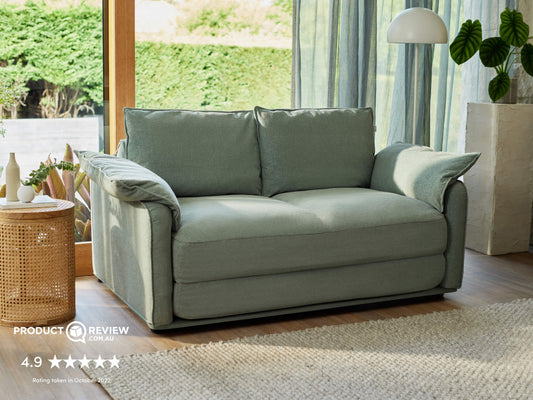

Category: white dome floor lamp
[387, 7, 448, 144]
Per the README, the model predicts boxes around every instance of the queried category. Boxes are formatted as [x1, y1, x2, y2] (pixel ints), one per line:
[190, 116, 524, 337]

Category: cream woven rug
[84, 299, 533, 400]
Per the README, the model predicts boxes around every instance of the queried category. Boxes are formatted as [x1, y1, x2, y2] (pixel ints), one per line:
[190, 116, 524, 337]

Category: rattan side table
[0, 200, 75, 327]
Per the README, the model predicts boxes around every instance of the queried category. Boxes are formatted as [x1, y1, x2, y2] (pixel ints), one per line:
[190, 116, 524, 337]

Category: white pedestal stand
[464, 103, 533, 255]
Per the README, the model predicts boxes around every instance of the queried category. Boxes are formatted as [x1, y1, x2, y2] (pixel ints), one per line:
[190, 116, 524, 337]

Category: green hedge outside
[0, 2, 292, 113]
[0, 2, 102, 106]
[135, 41, 292, 110]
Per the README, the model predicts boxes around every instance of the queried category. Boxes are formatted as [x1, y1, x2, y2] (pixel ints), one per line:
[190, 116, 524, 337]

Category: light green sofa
[78, 106, 479, 330]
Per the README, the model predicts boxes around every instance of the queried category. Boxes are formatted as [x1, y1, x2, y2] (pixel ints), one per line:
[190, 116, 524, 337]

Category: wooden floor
[1, 249, 532, 400]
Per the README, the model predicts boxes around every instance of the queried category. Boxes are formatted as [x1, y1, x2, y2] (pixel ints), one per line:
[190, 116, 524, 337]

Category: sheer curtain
[293, 0, 465, 151]
[292, 0, 377, 109]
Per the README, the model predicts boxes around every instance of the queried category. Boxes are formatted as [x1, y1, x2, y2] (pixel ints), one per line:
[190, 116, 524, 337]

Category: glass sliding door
[0, 0, 102, 243]
[0, 0, 103, 177]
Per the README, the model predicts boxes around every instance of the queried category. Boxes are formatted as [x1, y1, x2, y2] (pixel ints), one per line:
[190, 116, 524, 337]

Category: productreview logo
[13, 321, 129, 343]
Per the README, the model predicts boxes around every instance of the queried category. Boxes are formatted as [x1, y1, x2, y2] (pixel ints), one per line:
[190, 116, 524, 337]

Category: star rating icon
[48, 355, 61, 368]
[78, 355, 91, 368]
[46, 355, 120, 369]
[108, 355, 120, 368]
[63, 355, 76, 368]
[93, 355, 106, 368]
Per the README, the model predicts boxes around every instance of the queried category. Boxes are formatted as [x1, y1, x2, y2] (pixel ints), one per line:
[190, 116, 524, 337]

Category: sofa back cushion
[123, 108, 261, 197]
[254, 106, 375, 197]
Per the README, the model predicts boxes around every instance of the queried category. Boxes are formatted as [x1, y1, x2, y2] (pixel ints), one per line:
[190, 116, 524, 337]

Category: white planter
[464, 103, 533, 255]
[17, 185, 35, 203]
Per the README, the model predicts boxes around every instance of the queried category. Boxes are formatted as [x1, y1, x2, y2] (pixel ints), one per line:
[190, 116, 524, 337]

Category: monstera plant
[450, 7, 533, 102]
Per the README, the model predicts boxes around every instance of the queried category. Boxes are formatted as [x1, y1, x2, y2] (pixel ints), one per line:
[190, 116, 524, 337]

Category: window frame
[103, 0, 135, 154]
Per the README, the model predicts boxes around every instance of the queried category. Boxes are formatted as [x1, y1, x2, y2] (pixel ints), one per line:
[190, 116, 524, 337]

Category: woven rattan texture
[0, 201, 75, 326]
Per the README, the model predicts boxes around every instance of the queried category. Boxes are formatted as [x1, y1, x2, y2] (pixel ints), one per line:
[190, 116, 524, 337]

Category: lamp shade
[387, 7, 448, 44]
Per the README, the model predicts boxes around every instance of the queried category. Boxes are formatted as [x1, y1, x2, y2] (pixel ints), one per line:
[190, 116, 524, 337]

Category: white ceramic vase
[17, 185, 35, 203]
[6, 152, 20, 202]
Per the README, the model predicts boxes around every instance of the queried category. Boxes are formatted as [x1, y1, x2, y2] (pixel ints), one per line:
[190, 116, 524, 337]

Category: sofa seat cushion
[173, 188, 447, 283]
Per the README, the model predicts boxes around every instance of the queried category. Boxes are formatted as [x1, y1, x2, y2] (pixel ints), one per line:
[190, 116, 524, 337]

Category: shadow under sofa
[79, 106, 479, 330]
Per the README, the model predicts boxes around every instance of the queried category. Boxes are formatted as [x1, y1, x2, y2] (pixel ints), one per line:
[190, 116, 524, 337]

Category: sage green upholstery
[77, 151, 181, 229]
[116, 139, 127, 157]
[85, 106, 478, 330]
[442, 181, 468, 288]
[370, 142, 480, 211]
[123, 108, 261, 197]
[91, 183, 174, 328]
[173, 189, 445, 283]
[254, 107, 375, 196]
[174, 255, 445, 319]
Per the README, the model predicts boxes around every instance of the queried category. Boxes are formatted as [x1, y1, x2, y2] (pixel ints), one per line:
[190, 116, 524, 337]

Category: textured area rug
[84, 299, 533, 400]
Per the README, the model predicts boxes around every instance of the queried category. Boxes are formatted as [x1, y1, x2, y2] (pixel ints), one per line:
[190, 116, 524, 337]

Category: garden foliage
[135, 42, 291, 110]
[0, 1, 291, 115]
[0, 1, 102, 117]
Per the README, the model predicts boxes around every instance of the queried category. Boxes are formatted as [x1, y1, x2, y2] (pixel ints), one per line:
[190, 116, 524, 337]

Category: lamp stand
[387, 7, 449, 144]
[412, 43, 418, 144]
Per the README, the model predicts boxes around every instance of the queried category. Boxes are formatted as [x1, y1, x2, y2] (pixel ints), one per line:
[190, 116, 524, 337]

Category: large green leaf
[488, 72, 510, 102]
[521, 43, 533, 76]
[449, 19, 482, 65]
[499, 8, 529, 47]
[479, 37, 510, 67]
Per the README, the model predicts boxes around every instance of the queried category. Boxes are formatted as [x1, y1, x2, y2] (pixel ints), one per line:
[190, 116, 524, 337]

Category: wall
[0, 117, 102, 182]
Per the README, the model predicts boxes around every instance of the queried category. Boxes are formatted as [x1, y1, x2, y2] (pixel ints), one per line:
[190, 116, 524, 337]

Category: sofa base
[174, 254, 446, 320]
[149, 287, 455, 331]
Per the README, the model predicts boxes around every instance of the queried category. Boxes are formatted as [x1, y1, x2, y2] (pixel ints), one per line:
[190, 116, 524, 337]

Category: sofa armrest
[370, 143, 479, 212]
[77, 150, 181, 230]
[442, 180, 468, 289]
[91, 182, 174, 328]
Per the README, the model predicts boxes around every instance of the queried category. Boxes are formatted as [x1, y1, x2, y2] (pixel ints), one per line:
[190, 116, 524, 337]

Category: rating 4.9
[21, 355, 120, 369]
